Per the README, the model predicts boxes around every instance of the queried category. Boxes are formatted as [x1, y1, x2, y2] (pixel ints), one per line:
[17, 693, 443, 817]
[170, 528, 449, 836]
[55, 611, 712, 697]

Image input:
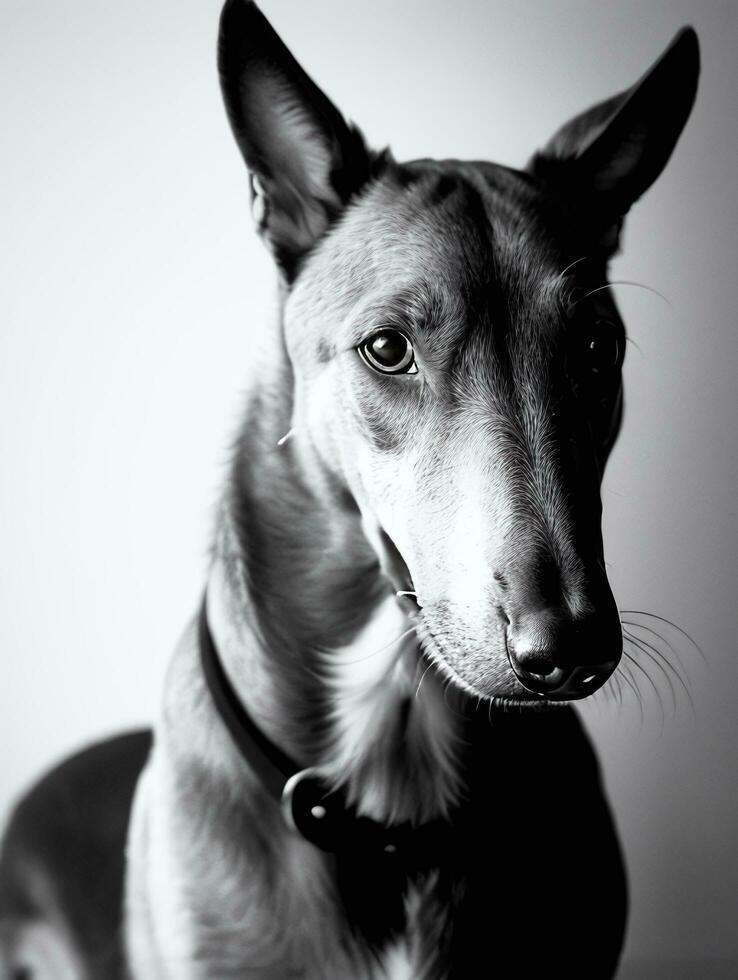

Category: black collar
[198, 596, 297, 800]
[198, 597, 453, 863]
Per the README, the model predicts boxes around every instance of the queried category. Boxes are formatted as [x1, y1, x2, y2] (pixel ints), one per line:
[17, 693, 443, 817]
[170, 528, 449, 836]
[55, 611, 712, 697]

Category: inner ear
[244, 66, 345, 252]
[218, 0, 378, 278]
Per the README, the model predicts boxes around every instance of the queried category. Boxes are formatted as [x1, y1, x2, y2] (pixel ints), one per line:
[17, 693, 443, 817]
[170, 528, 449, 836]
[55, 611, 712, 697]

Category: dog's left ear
[529, 27, 699, 240]
[218, 0, 374, 279]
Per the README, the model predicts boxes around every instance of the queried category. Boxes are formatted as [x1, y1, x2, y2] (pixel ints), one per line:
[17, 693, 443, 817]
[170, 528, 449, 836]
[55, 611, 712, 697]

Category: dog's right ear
[218, 0, 374, 279]
[529, 27, 699, 249]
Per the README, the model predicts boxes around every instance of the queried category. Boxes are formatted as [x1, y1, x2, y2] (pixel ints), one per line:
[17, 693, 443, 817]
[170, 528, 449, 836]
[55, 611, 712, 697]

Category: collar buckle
[281, 768, 346, 852]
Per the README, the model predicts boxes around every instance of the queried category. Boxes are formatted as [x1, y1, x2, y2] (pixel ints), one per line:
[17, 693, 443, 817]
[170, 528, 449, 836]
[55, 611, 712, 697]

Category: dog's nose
[505, 609, 621, 701]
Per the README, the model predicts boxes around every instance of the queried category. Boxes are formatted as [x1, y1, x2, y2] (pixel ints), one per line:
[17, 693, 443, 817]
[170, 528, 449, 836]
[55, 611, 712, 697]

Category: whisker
[276, 427, 296, 447]
[612, 672, 625, 707]
[624, 633, 677, 716]
[623, 650, 665, 728]
[625, 631, 696, 720]
[414, 637, 470, 720]
[620, 618, 687, 671]
[622, 624, 693, 696]
[620, 610, 706, 664]
[624, 627, 682, 689]
[601, 671, 617, 703]
[442, 674, 454, 710]
[597, 663, 620, 704]
[335, 625, 418, 667]
[578, 280, 672, 308]
[616, 660, 645, 723]
[414, 660, 434, 699]
[554, 255, 589, 285]
[437, 671, 473, 722]
[613, 669, 628, 707]
[594, 671, 619, 708]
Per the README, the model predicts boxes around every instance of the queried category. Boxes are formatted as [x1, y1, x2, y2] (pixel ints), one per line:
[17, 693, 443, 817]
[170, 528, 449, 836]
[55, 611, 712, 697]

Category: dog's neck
[205, 305, 462, 824]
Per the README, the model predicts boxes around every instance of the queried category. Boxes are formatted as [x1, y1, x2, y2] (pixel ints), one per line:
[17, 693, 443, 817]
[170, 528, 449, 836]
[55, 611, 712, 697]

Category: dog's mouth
[415, 623, 559, 710]
[376, 528, 422, 616]
[374, 528, 617, 708]
[375, 529, 557, 707]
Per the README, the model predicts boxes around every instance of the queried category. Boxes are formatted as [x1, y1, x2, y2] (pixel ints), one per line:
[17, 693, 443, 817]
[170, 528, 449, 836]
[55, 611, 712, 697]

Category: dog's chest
[321, 594, 461, 824]
[378, 940, 415, 979]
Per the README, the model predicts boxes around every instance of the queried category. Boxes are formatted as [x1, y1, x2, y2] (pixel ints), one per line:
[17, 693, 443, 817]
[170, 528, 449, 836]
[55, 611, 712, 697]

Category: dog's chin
[380, 577, 567, 712]
[415, 632, 565, 713]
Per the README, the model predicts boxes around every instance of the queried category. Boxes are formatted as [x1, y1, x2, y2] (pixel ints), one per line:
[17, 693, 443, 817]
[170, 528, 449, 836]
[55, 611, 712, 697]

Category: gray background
[1, 1, 736, 976]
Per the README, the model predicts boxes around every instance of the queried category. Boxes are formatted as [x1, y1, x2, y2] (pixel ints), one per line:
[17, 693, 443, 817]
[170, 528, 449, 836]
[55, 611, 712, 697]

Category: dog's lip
[375, 528, 421, 610]
[376, 531, 570, 706]
[488, 695, 564, 709]
[417, 629, 563, 708]
[395, 589, 421, 619]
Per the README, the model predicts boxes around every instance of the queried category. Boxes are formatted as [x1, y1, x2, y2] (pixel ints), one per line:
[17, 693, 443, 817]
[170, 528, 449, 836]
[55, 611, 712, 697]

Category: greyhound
[0, 2, 699, 977]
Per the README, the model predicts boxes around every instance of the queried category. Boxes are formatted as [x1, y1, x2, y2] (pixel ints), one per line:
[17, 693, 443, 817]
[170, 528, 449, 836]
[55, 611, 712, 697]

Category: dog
[0, 2, 699, 977]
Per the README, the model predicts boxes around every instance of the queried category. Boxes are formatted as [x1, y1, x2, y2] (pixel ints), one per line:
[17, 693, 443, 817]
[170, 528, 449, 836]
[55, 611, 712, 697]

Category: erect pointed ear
[218, 0, 375, 279]
[529, 27, 699, 230]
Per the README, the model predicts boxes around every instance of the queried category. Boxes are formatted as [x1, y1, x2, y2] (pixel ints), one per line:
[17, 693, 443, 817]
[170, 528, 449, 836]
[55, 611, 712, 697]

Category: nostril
[508, 654, 618, 700]
[504, 609, 621, 700]
[512, 646, 557, 677]
[505, 617, 562, 678]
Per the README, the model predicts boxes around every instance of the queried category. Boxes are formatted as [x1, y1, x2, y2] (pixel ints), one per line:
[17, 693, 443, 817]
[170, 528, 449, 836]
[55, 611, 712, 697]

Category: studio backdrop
[1, 1, 736, 976]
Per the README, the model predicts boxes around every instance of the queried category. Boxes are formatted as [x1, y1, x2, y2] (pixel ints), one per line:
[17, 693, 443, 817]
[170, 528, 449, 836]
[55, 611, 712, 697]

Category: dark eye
[358, 329, 417, 375]
[578, 320, 623, 376]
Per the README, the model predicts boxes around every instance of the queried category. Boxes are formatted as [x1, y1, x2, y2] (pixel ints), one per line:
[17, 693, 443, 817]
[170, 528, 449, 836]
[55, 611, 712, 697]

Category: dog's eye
[358, 329, 418, 375]
[578, 320, 622, 376]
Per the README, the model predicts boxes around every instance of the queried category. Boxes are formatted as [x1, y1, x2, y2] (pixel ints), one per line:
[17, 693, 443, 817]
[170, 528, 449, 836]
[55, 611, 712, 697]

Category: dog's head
[218, 0, 698, 705]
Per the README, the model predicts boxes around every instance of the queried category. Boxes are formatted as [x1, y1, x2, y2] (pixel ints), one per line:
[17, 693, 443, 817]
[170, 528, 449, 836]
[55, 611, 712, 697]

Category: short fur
[0, 4, 699, 978]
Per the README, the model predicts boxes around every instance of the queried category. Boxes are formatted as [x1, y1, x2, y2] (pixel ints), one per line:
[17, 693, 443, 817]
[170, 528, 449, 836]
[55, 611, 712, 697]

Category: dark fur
[0, 733, 151, 977]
